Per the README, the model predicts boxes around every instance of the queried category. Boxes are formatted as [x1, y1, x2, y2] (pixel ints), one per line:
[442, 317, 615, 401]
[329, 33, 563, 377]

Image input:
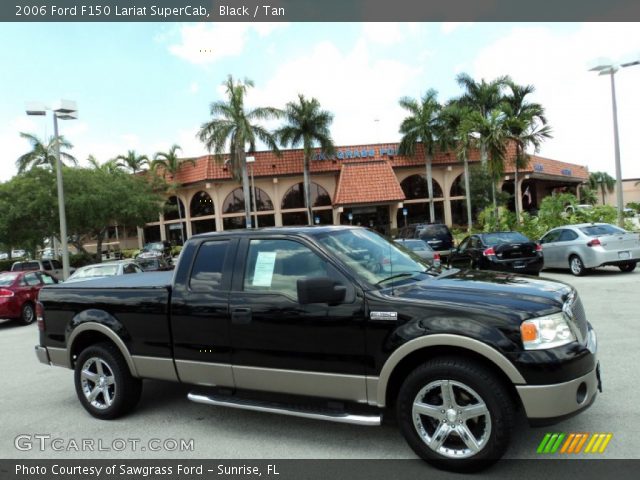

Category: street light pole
[52, 113, 71, 280]
[26, 100, 77, 280]
[589, 57, 640, 227]
[246, 156, 258, 228]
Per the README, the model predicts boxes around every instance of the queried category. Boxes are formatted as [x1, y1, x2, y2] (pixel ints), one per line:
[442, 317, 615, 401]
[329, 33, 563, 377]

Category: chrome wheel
[80, 357, 116, 410]
[570, 256, 584, 276]
[412, 380, 491, 459]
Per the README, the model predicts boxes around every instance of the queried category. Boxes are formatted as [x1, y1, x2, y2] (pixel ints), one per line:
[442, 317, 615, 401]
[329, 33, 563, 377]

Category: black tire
[19, 302, 35, 325]
[619, 261, 637, 273]
[74, 342, 142, 420]
[397, 357, 515, 472]
[569, 255, 587, 276]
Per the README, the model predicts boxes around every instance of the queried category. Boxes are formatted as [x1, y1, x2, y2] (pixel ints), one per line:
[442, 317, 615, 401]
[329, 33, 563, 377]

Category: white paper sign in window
[252, 251, 277, 286]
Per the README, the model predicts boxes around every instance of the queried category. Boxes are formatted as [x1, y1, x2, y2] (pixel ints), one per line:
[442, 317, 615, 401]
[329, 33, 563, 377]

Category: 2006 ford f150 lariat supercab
[35, 226, 601, 471]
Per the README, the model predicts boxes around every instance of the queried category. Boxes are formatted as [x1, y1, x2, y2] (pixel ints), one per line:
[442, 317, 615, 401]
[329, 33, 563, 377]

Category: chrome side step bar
[188, 392, 382, 426]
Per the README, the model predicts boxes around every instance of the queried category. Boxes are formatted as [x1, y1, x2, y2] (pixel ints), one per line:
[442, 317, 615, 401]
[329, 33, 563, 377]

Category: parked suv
[398, 223, 454, 256]
[11, 259, 73, 280]
[136, 241, 172, 264]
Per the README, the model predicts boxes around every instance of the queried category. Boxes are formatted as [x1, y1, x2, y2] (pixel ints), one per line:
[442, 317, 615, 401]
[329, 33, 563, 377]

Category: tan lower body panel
[131, 356, 179, 382]
[232, 365, 369, 404]
[174, 360, 235, 387]
[48, 347, 71, 368]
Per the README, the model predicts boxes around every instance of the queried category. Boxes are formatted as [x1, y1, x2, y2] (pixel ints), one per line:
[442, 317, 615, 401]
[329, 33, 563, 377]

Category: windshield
[72, 264, 120, 278]
[0, 273, 19, 286]
[316, 228, 428, 286]
[482, 232, 530, 245]
[579, 224, 626, 236]
[399, 240, 433, 252]
[144, 242, 165, 252]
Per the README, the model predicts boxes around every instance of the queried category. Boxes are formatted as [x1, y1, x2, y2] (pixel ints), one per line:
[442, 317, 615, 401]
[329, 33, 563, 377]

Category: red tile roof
[165, 141, 588, 185]
[333, 161, 405, 206]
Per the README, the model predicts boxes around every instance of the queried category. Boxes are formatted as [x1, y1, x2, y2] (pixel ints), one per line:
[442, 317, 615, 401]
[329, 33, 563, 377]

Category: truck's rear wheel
[74, 342, 142, 420]
[397, 357, 514, 472]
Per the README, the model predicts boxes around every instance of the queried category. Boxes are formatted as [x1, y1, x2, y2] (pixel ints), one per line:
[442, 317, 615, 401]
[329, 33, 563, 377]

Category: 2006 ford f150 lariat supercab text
[35, 227, 601, 471]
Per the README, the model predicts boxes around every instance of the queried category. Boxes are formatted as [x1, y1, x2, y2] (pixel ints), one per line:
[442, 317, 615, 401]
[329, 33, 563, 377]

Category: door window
[457, 237, 470, 252]
[41, 261, 52, 270]
[38, 272, 57, 284]
[540, 230, 561, 244]
[558, 229, 579, 242]
[243, 239, 331, 300]
[190, 240, 229, 291]
[23, 272, 40, 286]
[51, 260, 62, 269]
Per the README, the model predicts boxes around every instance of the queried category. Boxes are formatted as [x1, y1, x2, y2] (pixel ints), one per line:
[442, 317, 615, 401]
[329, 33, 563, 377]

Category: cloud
[167, 23, 289, 65]
[469, 23, 640, 178]
[441, 22, 474, 34]
[361, 23, 424, 46]
[189, 81, 199, 94]
[242, 35, 426, 148]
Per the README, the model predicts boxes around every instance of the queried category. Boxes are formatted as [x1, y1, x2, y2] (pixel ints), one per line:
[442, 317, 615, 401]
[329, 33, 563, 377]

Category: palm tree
[455, 73, 510, 166]
[276, 94, 335, 225]
[588, 171, 615, 205]
[197, 75, 282, 229]
[87, 155, 121, 174]
[440, 102, 478, 231]
[115, 150, 149, 174]
[152, 144, 194, 244]
[16, 132, 77, 173]
[473, 109, 510, 216]
[503, 81, 552, 221]
[398, 89, 443, 223]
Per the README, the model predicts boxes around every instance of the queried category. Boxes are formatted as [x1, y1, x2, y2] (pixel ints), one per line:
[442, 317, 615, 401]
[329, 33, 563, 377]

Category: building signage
[561, 168, 572, 176]
[313, 147, 399, 161]
[534, 163, 544, 172]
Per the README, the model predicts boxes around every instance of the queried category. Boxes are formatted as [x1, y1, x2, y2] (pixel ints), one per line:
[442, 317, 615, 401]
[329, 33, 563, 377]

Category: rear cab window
[189, 241, 229, 291]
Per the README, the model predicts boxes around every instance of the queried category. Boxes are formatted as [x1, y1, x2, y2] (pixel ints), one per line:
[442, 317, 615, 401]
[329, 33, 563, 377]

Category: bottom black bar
[1, 459, 639, 480]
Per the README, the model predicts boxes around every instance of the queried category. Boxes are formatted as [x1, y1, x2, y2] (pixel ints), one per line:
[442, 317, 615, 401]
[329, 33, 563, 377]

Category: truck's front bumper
[516, 362, 601, 425]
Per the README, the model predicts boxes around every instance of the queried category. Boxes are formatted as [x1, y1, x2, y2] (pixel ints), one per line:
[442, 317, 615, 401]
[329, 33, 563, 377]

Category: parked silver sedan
[393, 238, 441, 267]
[65, 260, 144, 283]
[540, 223, 640, 275]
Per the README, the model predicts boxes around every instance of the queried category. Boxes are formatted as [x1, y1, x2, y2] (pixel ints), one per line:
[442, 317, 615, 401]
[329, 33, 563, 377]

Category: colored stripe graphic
[539, 433, 613, 454]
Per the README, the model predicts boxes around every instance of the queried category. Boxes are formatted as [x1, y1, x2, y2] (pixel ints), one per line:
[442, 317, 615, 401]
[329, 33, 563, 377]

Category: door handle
[231, 307, 252, 324]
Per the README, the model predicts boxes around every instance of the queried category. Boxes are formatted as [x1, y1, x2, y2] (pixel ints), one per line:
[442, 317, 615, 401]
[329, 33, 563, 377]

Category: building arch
[223, 187, 274, 213]
[450, 173, 466, 198]
[400, 174, 443, 199]
[164, 195, 186, 221]
[190, 190, 215, 217]
[281, 182, 332, 209]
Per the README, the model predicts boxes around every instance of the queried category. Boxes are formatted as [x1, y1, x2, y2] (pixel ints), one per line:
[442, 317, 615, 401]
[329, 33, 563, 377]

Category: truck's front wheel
[74, 343, 142, 420]
[397, 357, 514, 472]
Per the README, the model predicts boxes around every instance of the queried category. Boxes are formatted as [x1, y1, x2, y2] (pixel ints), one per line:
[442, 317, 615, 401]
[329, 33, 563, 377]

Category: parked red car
[0, 271, 58, 325]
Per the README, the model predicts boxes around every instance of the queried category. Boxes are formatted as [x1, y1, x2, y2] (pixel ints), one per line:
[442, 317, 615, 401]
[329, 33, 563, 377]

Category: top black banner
[4, 0, 640, 22]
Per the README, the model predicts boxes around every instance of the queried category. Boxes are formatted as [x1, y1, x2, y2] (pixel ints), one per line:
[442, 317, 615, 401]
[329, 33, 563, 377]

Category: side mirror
[297, 277, 347, 305]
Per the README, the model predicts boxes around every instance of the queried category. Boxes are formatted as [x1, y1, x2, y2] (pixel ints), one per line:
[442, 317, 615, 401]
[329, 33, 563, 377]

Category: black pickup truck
[35, 226, 600, 471]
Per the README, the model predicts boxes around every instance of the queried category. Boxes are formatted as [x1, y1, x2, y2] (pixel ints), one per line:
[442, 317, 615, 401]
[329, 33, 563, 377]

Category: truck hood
[388, 269, 573, 320]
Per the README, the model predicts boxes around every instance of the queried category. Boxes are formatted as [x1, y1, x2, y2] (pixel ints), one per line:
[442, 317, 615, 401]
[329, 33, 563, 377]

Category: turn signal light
[521, 322, 538, 343]
[587, 239, 601, 247]
[483, 247, 496, 257]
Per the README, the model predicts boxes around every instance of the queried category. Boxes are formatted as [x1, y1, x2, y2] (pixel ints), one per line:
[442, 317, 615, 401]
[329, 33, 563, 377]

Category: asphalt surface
[1, 267, 638, 464]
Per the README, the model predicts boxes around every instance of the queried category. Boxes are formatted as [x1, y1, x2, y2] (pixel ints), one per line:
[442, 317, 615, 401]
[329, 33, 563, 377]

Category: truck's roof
[190, 225, 358, 239]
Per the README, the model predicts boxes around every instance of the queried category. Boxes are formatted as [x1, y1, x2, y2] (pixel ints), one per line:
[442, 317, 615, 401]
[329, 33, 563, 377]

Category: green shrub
[478, 206, 516, 233]
[171, 245, 182, 256]
[120, 248, 139, 259]
[69, 252, 95, 268]
[0, 259, 14, 272]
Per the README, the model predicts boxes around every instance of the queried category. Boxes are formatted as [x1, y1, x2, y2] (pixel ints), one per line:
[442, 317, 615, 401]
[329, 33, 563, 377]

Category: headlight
[520, 313, 576, 350]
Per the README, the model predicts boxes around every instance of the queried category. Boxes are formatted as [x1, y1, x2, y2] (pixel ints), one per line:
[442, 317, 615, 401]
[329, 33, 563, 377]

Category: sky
[1, 22, 640, 182]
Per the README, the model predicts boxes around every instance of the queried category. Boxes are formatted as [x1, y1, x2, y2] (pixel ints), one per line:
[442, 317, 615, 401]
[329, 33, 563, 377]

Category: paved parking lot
[0, 268, 638, 463]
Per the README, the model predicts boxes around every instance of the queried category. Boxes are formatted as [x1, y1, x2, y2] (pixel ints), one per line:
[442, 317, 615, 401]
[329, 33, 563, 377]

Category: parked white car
[65, 260, 143, 283]
[540, 223, 640, 275]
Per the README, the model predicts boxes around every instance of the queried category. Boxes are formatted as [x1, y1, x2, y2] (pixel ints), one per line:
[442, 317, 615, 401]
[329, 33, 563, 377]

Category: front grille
[564, 293, 588, 344]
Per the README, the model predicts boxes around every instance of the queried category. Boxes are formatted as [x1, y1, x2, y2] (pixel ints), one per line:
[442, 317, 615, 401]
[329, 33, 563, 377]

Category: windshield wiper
[375, 270, 428, 286]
